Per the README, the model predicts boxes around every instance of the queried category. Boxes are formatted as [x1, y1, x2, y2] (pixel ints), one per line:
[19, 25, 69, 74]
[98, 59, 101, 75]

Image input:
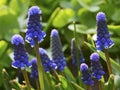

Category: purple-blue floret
[50, 29, 66, 71]
[90, 53, 105, 80]
[25, 6, 46, 47]
[30, 58, 38, 79]
[80, 63, 94, 85]
[95, 12, 114, 51]
[39, 48, 57, 72]
[71, 38, 85, 66]
[11, 34, 31, 70]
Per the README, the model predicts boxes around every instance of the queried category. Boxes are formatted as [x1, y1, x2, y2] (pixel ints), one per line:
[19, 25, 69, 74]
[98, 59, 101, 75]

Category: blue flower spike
[30, 58, 38, 79]
[25, 6, 46, 47]
[39, 48, 57, 72]
[95, 12, 114, 51]
[80, 63, 94, 85]
[11, 34, 31, 70]
[71, 38, 85, 66]
[90, 53, 105, 80]
[50, 29, 66, 71]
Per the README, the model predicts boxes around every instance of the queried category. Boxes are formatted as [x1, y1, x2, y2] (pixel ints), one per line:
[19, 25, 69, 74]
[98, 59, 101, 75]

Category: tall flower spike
[39, 48, 57, 72]
[50, 29, 66, 71]
[11, 34, 31, 70]
[80, 63, 94, 85]
[95, 12, 114, 51]
[25, 6, 46, 47]
[90, 53, 105, 80]
[30, 58, 38, 79]
[71, 38, 85, 66]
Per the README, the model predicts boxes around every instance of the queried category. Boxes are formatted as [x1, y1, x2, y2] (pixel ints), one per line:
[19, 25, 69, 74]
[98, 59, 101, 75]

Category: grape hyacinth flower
[80, 63, 94, 85]
[11, 34, 31, 70]
[30, 58, 38, 79]
[90, 53, 105, 80]
[71, 38, 85, 66]
[50, 29, 66, 71]
[39, 48, 57, 72]
[25, 6, 46, 47]
[95, 12, 114, 51]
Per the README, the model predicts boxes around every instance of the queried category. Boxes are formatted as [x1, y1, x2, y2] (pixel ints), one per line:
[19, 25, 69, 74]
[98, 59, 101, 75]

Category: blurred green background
[1, 0, 120, 89]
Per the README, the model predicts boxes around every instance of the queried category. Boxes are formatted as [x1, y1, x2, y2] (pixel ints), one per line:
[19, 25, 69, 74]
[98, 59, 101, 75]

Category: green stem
[73, 22, 81, 84]
[73, 22, 80, 67]
[71, 81, 85, 90]
[52, 70, 60, 81]
[21, 69, 31, 90]
[34, 39, 44, 90]
[98, 81, 102, 90]
[104, 49, 113, 75]
[35, 78, 40, 90]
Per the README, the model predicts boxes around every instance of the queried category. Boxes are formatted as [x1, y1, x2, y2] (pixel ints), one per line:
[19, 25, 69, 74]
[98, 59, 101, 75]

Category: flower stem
[88, 85, 92, 90]
[34, 39, 44, 90]
[73, 22, 80, 67]
[52, 70, 60, 81]
[73, 22, 81, 84]
[104, 49, 112, 75]
[98, 81, 102, 90]
[35, 78, 40, 90]
[21, 69, 31, 90]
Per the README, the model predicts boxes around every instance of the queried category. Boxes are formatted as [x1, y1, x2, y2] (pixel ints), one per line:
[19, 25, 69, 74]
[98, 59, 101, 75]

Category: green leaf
[60, 1, 72, 8]
[60, 76, 68, 89]
[9, 0, 29, 16]
[105, 74, 115, 90]
[0, 6, 19, 41]
[0, 40, 8, 57]
[114, 75, 120, 89]
[52, 8, 75, 28]
[71, 81, 85, 90]
[0, 0, 7, 6]
[2, 69, 11, 90]
[108, 25, 120, 35]
[10, 79, 22, 90]
[77, 8, 96, 27]
[44, 7, 61, 32]
[77, 0, 102, 12]
[9, 0, 29, 30]
[63, 67, 76, 90]
[44, 73, 55, 90]
[68, 24, 96, 34]
[64, 67, 76, 82]
[100, 4, 115, 20]
[111, 8, 120, 22]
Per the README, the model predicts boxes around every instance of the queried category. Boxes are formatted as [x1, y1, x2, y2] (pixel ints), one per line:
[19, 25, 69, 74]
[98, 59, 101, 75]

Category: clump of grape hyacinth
[39, 48, 57, 72]
[95, 12, 114, 51]
[71, 38, 85, 66]
[90, 52, 105, 80]
[11, 34, 31, 70]
[25, 6, 46, 47]
[30, 58, 38, 79]
[50, 29, 66, 71]
[80, 63, 94, 85]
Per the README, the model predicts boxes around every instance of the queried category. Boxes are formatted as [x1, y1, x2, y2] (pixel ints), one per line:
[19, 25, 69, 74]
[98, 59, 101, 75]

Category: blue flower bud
[90, 53, 105, 80]
[11, 34, 31, 70]
[95, 12, 114, 51]
[50, 29, 66, 71]
[25, 6, 46, 47]
[71, 38, 85, 66]
[30, 58, 38, 79]
[80, 63, 94, 85]
[39, 48, 57, 72]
